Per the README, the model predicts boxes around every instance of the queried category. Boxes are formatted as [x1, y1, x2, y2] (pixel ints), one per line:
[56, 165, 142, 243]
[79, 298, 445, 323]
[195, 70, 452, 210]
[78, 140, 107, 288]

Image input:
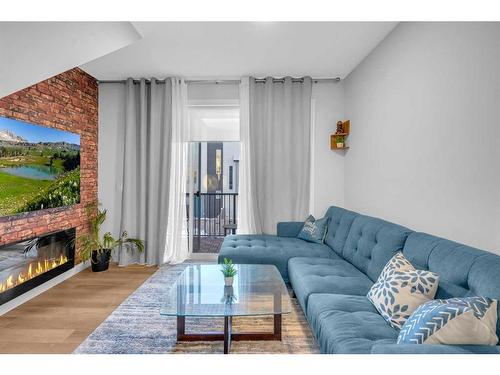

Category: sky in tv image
[0, 117, 80, 145]
[0, 116, 81, 217]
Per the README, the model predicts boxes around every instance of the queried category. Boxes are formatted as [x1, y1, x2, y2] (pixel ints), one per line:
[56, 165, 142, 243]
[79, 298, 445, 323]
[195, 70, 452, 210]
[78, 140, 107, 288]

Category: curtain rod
[97, 77, 341, 85]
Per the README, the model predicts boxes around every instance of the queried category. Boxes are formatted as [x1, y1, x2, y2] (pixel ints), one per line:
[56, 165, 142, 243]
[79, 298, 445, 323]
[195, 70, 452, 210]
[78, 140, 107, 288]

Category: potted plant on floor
[79, 206, 145, 272]
[220, 258, 238, 286]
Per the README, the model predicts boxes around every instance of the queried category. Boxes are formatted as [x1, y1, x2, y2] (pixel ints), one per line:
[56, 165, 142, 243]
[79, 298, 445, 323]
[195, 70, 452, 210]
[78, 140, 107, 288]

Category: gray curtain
[117, 78, 172, 265]
[248, 76, 312, 234]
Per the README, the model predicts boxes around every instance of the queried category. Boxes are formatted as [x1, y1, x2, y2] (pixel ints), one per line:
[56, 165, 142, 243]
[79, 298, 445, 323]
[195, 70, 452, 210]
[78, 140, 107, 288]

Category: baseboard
[0, 261, 90, 316]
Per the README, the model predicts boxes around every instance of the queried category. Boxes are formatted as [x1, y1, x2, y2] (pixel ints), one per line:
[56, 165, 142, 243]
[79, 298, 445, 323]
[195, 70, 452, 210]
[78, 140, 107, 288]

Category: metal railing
[186, 193, 238, 237]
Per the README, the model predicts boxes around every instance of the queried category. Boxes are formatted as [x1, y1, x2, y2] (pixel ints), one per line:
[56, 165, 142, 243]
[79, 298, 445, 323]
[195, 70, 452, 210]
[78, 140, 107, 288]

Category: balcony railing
[186, 193, 238, 238]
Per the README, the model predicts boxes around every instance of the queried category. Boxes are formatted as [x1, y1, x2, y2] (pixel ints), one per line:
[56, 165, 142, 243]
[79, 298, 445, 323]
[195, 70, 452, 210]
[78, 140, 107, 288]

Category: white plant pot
[336, 142, 344, 148]
[224, 276, 234, 286]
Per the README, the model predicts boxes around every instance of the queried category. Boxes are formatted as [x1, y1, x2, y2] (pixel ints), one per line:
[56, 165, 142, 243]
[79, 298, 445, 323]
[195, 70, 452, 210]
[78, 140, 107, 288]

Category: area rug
[74, 262, 320, 354]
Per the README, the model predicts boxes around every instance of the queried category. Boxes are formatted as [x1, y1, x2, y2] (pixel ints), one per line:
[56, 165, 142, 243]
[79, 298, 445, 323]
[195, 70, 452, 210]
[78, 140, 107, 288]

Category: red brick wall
[0, 68, 98, 262]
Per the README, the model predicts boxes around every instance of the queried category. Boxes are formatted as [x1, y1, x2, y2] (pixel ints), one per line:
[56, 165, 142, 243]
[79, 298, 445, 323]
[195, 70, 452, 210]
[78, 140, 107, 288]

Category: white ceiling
[81, 22, 398, 80]
[0, 22, 141, 98]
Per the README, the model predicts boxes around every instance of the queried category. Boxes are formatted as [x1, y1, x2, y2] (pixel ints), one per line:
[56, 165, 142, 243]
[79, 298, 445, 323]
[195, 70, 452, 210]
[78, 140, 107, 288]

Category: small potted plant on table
[221, 258, 238, 286]
[79, 207, 144, 272]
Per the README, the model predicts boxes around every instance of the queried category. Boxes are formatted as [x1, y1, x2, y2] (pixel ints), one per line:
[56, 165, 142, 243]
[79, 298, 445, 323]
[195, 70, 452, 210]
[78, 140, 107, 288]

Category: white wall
[187, 82, 239, 102]
[344, 22, 500, 253]
[311, 82, 345, 217]
[98, 83, 126, 237]
[0, 22, 141, 98]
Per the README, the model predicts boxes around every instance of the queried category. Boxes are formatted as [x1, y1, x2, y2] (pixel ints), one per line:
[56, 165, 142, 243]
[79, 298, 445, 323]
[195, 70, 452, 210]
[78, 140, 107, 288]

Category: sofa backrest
[403, 232, 500, 337]
[324, 206, 358, 256]
[342, 215, 412, 282]
[322, 206, 500, 337]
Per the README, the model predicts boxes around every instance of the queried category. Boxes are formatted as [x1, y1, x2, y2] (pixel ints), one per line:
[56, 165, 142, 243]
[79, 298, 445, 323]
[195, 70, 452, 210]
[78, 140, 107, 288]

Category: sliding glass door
[186, 103, 240, 254]
[188, 142, 240, 253]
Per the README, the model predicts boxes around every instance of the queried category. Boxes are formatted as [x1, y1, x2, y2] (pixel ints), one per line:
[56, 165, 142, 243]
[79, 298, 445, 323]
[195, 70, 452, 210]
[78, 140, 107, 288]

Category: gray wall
[311, 81, 345, 216]
[344, 22, 500, 253]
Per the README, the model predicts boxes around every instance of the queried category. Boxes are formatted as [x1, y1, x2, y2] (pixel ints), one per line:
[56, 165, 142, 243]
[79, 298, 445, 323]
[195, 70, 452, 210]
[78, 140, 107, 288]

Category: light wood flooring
[0, 264, 157, 354]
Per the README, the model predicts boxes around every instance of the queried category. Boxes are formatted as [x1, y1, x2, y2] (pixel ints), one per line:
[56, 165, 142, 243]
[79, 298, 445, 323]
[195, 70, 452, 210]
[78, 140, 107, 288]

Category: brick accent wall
[0, 68, 98, 262]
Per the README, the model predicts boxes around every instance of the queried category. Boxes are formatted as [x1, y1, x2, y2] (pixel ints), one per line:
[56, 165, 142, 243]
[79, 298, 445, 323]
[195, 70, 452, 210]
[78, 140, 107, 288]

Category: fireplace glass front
[0, 228, 75, 305]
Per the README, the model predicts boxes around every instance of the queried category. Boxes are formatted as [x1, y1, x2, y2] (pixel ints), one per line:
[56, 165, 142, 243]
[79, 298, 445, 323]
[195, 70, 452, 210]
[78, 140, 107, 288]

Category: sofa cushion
[306, 294, 398, 354]
[288, 257, 373, 312]
[323, 206, 358, 256]
[403, 232, 500, 337]
[398, 297, 498, 346]
[218, 235, 337, 282]
[342, 215, 412, 282]
[468, 255, 500, 336]
[367, 252, 439, 329]
[297, 215, 330, 244]
[402, 232, 491, 298]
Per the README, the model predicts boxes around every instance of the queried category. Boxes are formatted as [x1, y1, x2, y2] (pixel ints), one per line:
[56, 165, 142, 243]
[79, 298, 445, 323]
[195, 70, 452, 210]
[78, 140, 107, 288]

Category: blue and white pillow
[297, 215, 330, 244]
[398, 297, 498, 345]
[367, 252, 440, 330]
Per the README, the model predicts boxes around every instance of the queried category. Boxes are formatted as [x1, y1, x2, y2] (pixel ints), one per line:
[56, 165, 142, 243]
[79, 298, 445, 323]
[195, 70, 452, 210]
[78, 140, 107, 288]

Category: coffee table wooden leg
[177, 316, 185, 337]
[224, 316, 232, 354]
[274, 314, 282, 340]
[273, 288, 282, 340]
[176, 314, 280, 353]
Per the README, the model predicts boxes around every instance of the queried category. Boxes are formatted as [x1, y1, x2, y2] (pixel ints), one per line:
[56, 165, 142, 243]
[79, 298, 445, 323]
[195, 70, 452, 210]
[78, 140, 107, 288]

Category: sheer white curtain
[238, 76, 313, 235]
[164, 77, 190, 263]
[237, 77, 260, 234]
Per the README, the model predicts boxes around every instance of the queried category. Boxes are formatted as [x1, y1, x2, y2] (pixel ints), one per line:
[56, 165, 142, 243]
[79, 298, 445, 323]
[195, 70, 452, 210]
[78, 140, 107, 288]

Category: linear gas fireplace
[0, 228, 75, 305]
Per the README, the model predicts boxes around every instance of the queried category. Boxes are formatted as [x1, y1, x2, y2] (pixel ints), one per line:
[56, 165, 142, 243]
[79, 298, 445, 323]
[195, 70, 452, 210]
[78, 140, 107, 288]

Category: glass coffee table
[160, 264, 291, 354]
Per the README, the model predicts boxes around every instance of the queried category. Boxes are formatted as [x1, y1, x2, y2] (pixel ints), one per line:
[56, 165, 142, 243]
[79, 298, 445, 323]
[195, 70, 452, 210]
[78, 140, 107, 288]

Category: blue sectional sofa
[218, 206, 500, 354]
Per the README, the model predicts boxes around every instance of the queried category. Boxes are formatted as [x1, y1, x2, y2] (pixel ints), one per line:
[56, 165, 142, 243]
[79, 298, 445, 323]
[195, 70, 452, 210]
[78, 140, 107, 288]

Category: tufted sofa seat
[307, 294, 398, 353]
[288, 257, 373, 312]
[218, 205, 500, 354]
[219, 235, 338, 282]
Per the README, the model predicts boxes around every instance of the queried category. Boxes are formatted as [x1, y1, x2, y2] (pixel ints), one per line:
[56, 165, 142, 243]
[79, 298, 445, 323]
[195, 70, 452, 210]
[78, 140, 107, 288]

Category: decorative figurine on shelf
[335, 121, 344, 134]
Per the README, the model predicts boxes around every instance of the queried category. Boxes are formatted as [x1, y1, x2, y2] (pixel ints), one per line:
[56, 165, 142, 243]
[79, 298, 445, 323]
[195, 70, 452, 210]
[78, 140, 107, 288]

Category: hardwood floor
[0, 264, 157, 354]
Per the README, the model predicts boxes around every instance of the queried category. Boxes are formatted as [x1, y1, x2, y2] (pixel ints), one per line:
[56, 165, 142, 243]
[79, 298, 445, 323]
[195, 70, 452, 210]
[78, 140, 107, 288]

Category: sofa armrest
[277, 221, 304, 237]
[370, 343, 500, 354]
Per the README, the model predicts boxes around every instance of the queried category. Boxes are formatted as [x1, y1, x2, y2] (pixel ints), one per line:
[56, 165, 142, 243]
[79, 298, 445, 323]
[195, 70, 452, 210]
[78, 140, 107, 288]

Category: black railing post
[187, 193, 238, 239]
[232, 194, 237, 226]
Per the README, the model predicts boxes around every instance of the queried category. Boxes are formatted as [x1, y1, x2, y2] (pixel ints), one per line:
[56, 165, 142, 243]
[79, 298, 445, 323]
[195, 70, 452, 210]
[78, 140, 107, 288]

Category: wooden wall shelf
[331, 120, 350, 150]
[331, 145, 350, 150]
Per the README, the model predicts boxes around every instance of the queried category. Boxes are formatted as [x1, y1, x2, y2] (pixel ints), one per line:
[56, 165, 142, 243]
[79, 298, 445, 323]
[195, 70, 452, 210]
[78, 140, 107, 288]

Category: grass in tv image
[0, 117, 80, 217]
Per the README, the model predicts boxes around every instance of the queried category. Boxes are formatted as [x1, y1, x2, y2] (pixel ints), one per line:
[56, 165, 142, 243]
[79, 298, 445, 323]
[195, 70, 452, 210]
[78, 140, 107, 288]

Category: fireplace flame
[0, 254, 68, 293]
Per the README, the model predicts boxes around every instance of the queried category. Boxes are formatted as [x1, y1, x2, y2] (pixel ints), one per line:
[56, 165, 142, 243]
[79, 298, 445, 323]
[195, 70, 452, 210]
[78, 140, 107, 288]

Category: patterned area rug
[74, 262, 320, 354]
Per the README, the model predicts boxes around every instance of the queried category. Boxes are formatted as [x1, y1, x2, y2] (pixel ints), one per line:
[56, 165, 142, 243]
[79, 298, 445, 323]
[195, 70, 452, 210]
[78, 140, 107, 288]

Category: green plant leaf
[77, 205, 145, 261]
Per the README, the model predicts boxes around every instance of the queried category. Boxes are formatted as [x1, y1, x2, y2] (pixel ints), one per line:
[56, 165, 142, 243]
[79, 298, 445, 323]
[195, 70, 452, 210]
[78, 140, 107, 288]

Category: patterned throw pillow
[367, 252, 439, 330]
[378, 252, 414, 277]
[398, 297, 498, 345]
[297, 215, 330, 244]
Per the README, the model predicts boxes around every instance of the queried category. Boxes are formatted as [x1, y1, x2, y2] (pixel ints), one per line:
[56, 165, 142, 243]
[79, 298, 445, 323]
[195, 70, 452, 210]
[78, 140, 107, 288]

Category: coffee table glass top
[160, 264, 291, 317]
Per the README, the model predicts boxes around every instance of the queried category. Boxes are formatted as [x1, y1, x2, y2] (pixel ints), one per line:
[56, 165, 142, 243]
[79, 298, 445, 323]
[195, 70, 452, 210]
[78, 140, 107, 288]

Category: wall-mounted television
[0, 117, 80, 218]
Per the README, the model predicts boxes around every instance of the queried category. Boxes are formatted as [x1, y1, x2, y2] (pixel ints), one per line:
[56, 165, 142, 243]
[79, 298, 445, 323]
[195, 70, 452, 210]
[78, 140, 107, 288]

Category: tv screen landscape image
[0, 117, 80, 217]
